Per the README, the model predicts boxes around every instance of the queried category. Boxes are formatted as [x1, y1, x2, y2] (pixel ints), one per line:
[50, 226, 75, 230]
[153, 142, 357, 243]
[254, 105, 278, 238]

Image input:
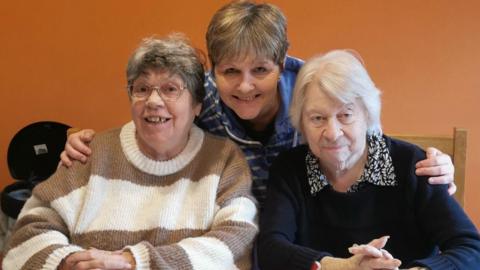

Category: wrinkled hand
[60, 129, 95, 167]
[59, 248, 134, 270]
[347, 236, 402, 270]
[415, 147, 456, 195]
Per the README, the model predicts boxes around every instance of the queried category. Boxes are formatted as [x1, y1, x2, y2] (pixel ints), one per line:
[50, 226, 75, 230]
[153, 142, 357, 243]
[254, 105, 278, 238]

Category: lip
[321, 145, 346, 151]
[144, 116, 172, 124]
[232, 93, 261, 103]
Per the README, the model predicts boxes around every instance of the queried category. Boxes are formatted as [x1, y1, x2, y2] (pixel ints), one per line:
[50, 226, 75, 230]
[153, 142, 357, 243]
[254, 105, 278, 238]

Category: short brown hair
[206, 1, 289, 67]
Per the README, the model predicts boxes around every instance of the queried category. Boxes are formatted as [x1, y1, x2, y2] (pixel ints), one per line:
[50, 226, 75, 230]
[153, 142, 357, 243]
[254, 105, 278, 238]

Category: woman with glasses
[2, 34, 257, 270]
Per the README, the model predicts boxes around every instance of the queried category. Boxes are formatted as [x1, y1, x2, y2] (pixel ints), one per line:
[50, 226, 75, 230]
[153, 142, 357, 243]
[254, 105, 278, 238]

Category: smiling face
[130, 67, 201, 160]
[301, 84, 368, 173]
[213, 53, 281, 130]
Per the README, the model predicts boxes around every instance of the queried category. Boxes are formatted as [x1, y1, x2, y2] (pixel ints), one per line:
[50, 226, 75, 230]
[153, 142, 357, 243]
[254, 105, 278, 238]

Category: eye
[338, 112, 354, 124]
[309, 115, 326, 125]
[135, 85, 149, 93]
[252, 66, 268, 74]
[164, 85, 179, 93]
[223, 68, 239, 75]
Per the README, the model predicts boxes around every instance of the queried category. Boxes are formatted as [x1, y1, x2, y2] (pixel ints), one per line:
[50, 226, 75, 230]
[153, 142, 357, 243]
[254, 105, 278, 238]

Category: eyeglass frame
[126, 81, 187, 102]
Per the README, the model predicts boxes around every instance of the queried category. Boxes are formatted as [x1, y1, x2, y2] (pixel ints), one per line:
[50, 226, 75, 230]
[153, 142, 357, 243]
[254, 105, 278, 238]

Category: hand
[59, 248, 134, 270]
[347, 236, 402, 270]
[60, 129, 95, 167]
[415, 147, 456, 195]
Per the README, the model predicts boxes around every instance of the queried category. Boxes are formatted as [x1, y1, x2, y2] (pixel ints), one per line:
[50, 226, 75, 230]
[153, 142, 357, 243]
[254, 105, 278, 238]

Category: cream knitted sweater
[3, 122, 258, 270]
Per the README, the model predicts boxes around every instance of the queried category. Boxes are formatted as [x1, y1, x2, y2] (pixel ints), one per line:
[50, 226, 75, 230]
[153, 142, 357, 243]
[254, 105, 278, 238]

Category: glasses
[128, 82, 186, 102]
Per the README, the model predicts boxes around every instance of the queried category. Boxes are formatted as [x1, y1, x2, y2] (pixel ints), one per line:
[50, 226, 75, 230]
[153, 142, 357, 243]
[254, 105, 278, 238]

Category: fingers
[415, 148, 453, 172]
[367, 235, 389, 249]
[79, 129, 95, 143]
[64, 249, 132, 270]
[349, 244, 383, 258]
[416, 165, 454, 180]
[426, 147, 440, 158]
[60, 129, 95, 167]
[447, 181, 457, 195]
[60, 151, 73, 168]
[64, 143, 88, 164]
[65, 250, 95, 265]
[380, 248, 394, 259]
[72, 130, 94, 155]
[415, 149, 455, 184]
[426, 174, 454, 185]
[360, 256, 402, 269]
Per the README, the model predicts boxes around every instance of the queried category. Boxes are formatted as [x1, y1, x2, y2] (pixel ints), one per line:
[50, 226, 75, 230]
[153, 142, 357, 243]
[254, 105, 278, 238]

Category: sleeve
[124, 143, 258, 270]
[406, 148, 480, 269]
[258, 153, 330, 270]
[1, 162, 91, 270]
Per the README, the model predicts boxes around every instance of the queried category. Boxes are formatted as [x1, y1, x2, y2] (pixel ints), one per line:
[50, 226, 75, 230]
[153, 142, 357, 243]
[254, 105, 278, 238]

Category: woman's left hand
[347, 236, 402, 270]
[415, 147, 456, 195]
[61, 248, 134, 270]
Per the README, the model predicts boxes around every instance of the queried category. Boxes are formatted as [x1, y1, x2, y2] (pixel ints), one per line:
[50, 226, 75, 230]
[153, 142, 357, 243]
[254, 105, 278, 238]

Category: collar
[306, 134, 397, 195]
[120, 121, 204, 176]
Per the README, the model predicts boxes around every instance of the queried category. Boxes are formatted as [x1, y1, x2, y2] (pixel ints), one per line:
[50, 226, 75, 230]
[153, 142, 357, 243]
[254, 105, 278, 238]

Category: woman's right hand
[320, 236, 401, 270]
[60, 129, 95, 167]
[346, 236, 401, 269]
[59, 248, 133, 270]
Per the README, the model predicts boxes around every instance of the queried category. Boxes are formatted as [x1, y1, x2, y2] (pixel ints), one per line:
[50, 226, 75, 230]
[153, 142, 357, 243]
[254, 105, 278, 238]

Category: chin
[233, 109, 260, 121]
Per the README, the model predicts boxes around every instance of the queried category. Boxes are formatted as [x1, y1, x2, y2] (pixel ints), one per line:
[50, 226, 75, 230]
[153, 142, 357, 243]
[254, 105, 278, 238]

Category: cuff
[125, 243, 151, 270]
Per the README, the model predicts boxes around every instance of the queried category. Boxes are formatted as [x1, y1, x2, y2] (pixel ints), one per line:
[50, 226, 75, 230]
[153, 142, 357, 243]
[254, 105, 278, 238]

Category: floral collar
[306, 134, 397, 195]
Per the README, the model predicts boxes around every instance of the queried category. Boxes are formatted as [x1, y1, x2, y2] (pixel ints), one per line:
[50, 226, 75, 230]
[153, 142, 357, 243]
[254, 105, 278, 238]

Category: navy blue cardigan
[258, 136, 480, 270]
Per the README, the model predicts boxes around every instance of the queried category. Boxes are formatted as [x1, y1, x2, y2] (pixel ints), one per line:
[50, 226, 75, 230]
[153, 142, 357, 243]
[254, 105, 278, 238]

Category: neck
[136, 133, 189, 161]
[322, 147, 368, 192]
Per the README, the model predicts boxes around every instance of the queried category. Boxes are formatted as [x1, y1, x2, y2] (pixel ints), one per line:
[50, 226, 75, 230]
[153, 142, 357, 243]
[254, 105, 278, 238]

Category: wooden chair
[390, 128, 467, 207]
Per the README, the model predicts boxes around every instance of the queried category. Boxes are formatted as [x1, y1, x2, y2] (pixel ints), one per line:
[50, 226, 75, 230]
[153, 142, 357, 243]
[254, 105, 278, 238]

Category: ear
[193, 102, 202, 117]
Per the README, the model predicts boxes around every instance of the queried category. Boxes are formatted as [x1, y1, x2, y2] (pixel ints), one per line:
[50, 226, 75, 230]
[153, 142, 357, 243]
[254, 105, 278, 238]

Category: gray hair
[290, 50, 382, 136]
[126, 34, 205, 104]
[206, 0, 289, 67]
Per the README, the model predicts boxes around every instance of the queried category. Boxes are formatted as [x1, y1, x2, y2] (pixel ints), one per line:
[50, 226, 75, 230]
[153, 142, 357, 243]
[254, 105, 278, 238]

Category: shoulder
[284, 55, 304, 72]
[271, 144, 309, 171]
[279, 55, 304, 98]
[34, 127, 123, 202]
[202, 132, 245, 159]
[89, 127, 122, 150]
[384, 135, 426, 166]
[383, 135, 450, 198]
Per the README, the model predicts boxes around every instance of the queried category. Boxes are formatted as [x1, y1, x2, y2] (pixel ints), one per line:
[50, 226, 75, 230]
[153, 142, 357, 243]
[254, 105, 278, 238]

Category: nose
[145, 88, 166, 108]
[323, 118, 343, 142]
[238, 73, 255, 93]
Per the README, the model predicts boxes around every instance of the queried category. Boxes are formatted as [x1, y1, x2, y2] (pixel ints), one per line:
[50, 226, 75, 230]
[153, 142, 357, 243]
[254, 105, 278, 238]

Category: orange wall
[1, 0, 479, 227]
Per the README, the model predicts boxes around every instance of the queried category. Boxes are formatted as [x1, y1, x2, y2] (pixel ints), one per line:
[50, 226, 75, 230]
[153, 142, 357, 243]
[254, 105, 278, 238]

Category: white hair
[289, 50, 382, 136]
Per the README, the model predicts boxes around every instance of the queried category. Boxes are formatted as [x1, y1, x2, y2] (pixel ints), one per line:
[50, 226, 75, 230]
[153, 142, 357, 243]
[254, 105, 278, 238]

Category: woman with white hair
[257, 50, 480, 270]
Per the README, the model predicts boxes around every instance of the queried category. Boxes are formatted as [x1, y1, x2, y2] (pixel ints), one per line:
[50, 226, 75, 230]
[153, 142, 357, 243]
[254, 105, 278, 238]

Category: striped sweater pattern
[2, 122, 258, 270]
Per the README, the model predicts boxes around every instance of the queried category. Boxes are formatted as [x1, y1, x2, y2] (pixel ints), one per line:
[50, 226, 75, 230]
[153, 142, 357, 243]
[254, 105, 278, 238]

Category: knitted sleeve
[1, 162, 91, 270]
[125, 142, 258, 270]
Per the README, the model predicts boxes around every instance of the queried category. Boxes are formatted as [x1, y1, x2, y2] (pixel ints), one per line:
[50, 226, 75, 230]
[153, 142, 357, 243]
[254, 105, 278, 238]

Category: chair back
[390, 128, 467, 207]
